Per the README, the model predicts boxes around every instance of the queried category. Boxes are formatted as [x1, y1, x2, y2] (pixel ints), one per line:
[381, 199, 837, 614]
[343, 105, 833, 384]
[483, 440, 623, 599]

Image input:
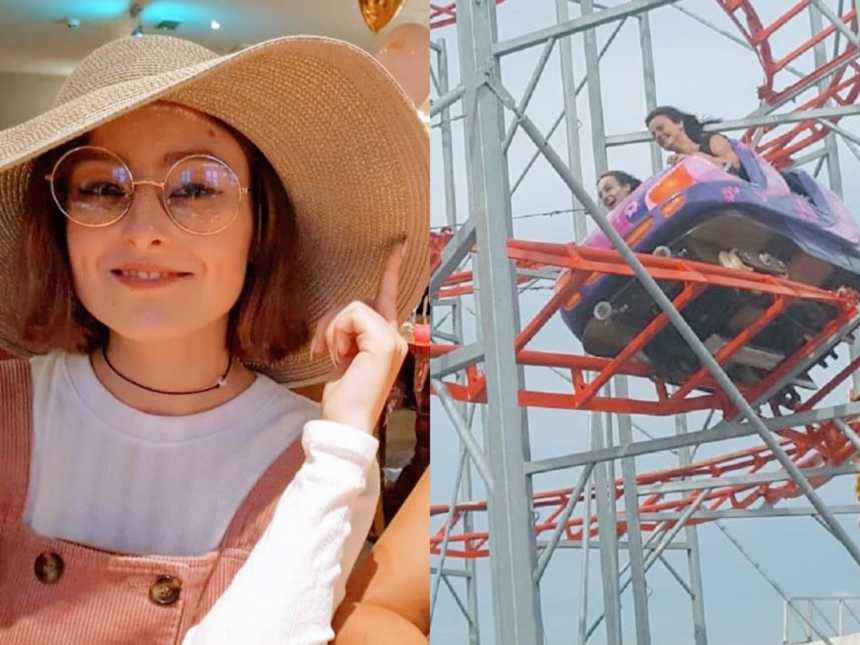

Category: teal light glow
[21, 0, 130, 21]
[141, 2, 212, 25]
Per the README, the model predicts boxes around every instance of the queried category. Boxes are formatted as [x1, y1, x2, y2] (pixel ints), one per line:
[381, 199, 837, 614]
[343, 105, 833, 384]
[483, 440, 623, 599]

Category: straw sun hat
[0, 34, 428, 385]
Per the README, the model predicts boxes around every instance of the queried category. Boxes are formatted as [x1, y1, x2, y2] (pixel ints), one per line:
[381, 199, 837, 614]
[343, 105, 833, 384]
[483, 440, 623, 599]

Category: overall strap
[188, 438, 306, 626]
[219, 438, 306, 550]
[0, 358, 33, 519]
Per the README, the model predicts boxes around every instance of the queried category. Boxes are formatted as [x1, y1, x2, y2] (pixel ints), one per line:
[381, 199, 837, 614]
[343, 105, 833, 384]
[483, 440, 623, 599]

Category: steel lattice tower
[429, 2, 860, 644]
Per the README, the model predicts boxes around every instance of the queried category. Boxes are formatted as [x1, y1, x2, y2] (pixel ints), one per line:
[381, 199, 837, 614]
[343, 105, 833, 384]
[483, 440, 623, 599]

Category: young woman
[0, 33, 428, 644]
[645, 105, 741, 173]
[596, 170, 642, 209]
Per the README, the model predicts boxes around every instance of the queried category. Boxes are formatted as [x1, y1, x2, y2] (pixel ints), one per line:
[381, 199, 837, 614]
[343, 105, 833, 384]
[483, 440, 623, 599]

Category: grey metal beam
[615, 378, 652, 644]
[791, 148, 830, 168]
[535, 463, 595, 581]
[555, 0, 587, 241]
[809, 2, 844, 197]
[433, 378, 494, 488]
[430, 567, 474, 578]
[578, 5, 625, 637]
[430, 83, 466, 118]
[431, 328, 461, 343]
[578, 479, 594, 645]
[437, 39, 460, 231]
[605, 104, 860, 147]
[510, 16, 628, 197]
[430, 342, 485, 378]
[526, 402, 860, 473]
[582, 0, 609, 176]
[834, 419, 860, 454]
[455, 1, 544, 642]
[440, 573, 480, 627]
[536, 538, 689, 552]
[810, 0, 860, 48]
[718, 522, 836, 645]
[638, 12, 662, 174]
[493, 0, 679, 56]
[587, 494, 708, 639]
[635, 463, 860, 497]
[431, 446, 471, 618]
[658, 554, 694, 598]
[430, 220, 475, 295]
[433, 35, 481, 645]
[590, 413, 623, 645]
[676, 415, 708, 645]
[635, 505, 860, 521]
[501, 36, 557, 152]
[584, 527, 667, 643]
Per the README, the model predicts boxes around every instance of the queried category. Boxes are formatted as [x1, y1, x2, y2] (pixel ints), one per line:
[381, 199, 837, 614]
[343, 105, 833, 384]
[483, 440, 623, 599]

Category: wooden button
[34, 552, 64, 584]
[149, 575, 181, 606]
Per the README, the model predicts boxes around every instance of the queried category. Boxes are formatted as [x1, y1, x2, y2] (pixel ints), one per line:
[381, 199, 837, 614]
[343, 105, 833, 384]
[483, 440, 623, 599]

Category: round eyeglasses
[45, 145, 252, 236]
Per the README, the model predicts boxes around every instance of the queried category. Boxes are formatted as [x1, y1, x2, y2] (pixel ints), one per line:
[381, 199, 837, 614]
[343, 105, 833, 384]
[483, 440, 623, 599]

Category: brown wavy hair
[15, 116, 308, 363]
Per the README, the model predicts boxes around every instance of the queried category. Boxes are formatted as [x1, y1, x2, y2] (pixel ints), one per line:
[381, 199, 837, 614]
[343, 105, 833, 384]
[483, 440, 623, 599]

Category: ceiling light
[210, 19, 221, 31]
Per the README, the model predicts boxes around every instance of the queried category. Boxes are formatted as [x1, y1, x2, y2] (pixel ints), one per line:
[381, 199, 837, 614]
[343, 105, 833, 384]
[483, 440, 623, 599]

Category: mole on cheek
[207, 128, 216, 138]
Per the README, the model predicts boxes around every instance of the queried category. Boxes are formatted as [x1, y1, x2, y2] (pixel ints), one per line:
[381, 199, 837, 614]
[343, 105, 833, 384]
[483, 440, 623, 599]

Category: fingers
[374, 239, 405, 324]
[309, 309, 339, 358]
[311, 237, 405, 355]
[313, 300, 407, 370]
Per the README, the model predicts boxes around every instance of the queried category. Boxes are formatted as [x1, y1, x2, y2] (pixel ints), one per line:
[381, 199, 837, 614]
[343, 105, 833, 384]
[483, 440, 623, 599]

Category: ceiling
[0, 0, 427, 75]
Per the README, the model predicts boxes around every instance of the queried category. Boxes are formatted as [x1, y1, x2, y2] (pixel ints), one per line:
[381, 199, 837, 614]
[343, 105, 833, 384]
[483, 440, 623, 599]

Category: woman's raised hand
[310, 242, 409, 434]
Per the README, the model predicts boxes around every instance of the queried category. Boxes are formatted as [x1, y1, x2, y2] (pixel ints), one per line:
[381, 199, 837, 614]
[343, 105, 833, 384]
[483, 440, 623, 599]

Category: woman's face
[597, 174, 631, 209]
[65, 102, 255, 344]
[648, 114, 686, 152]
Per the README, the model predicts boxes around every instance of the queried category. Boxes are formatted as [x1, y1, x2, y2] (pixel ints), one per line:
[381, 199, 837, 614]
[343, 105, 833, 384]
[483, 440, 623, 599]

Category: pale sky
[430, 2, 860, 643]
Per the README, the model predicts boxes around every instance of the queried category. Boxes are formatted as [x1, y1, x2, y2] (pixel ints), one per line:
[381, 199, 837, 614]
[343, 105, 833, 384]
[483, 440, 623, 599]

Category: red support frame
[431, 412, 859, 558]
[432, 240, 858, 417]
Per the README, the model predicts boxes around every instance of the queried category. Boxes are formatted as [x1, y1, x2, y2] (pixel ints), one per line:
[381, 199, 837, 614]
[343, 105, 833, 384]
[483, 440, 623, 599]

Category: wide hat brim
[0, 35, 428, 385]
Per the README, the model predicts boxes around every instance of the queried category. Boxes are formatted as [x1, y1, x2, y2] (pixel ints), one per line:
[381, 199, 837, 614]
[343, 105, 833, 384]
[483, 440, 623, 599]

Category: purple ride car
[559, 142, 860, 393]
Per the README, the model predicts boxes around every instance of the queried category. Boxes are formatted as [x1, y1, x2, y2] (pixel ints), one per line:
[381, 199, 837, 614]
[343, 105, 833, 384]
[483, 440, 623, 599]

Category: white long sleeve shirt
[24, 351, 379, 644]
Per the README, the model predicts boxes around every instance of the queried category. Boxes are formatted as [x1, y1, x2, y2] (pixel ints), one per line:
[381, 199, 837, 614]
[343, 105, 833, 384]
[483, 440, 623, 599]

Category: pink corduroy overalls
[0, 358, 305, 644]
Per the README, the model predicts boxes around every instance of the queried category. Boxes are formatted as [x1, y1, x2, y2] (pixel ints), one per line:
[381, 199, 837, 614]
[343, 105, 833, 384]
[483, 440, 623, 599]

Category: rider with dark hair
[596, 170, 642, 209]
[646, 106, 740, 174]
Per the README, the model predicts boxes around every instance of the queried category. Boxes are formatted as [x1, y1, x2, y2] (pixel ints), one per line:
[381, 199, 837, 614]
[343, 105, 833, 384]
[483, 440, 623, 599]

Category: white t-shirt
[24, 351, 379, 644]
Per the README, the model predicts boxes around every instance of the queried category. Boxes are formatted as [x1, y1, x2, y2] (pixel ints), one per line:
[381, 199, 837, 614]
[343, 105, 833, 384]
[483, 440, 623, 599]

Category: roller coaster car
[560, 143, 860, 389]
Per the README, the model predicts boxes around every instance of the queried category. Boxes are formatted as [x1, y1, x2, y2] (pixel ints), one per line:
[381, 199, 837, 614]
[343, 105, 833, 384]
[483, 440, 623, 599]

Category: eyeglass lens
[50, 147, 242, 235]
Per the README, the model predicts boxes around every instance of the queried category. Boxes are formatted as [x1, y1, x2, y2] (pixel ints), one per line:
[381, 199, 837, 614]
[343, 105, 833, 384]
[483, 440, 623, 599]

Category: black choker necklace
[100, 346, 233, 396]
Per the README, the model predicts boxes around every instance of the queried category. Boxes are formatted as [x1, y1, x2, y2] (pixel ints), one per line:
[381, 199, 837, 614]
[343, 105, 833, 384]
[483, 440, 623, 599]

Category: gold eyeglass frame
[44, 145, 252, 236]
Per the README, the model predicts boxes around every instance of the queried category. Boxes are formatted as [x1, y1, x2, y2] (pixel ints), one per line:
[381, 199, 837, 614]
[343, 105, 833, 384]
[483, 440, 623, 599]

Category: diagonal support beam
[430, 221, 476, 295]
[493, 0, 680, 56]
[527, 403, 860, 474]
[433, 378, 494, 488]
[431, 342, 485, 379]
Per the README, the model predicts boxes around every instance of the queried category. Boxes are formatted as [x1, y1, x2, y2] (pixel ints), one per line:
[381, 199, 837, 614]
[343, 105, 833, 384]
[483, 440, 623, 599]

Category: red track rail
[433, 240, 858, 417]
[431, 412, 858, 558]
